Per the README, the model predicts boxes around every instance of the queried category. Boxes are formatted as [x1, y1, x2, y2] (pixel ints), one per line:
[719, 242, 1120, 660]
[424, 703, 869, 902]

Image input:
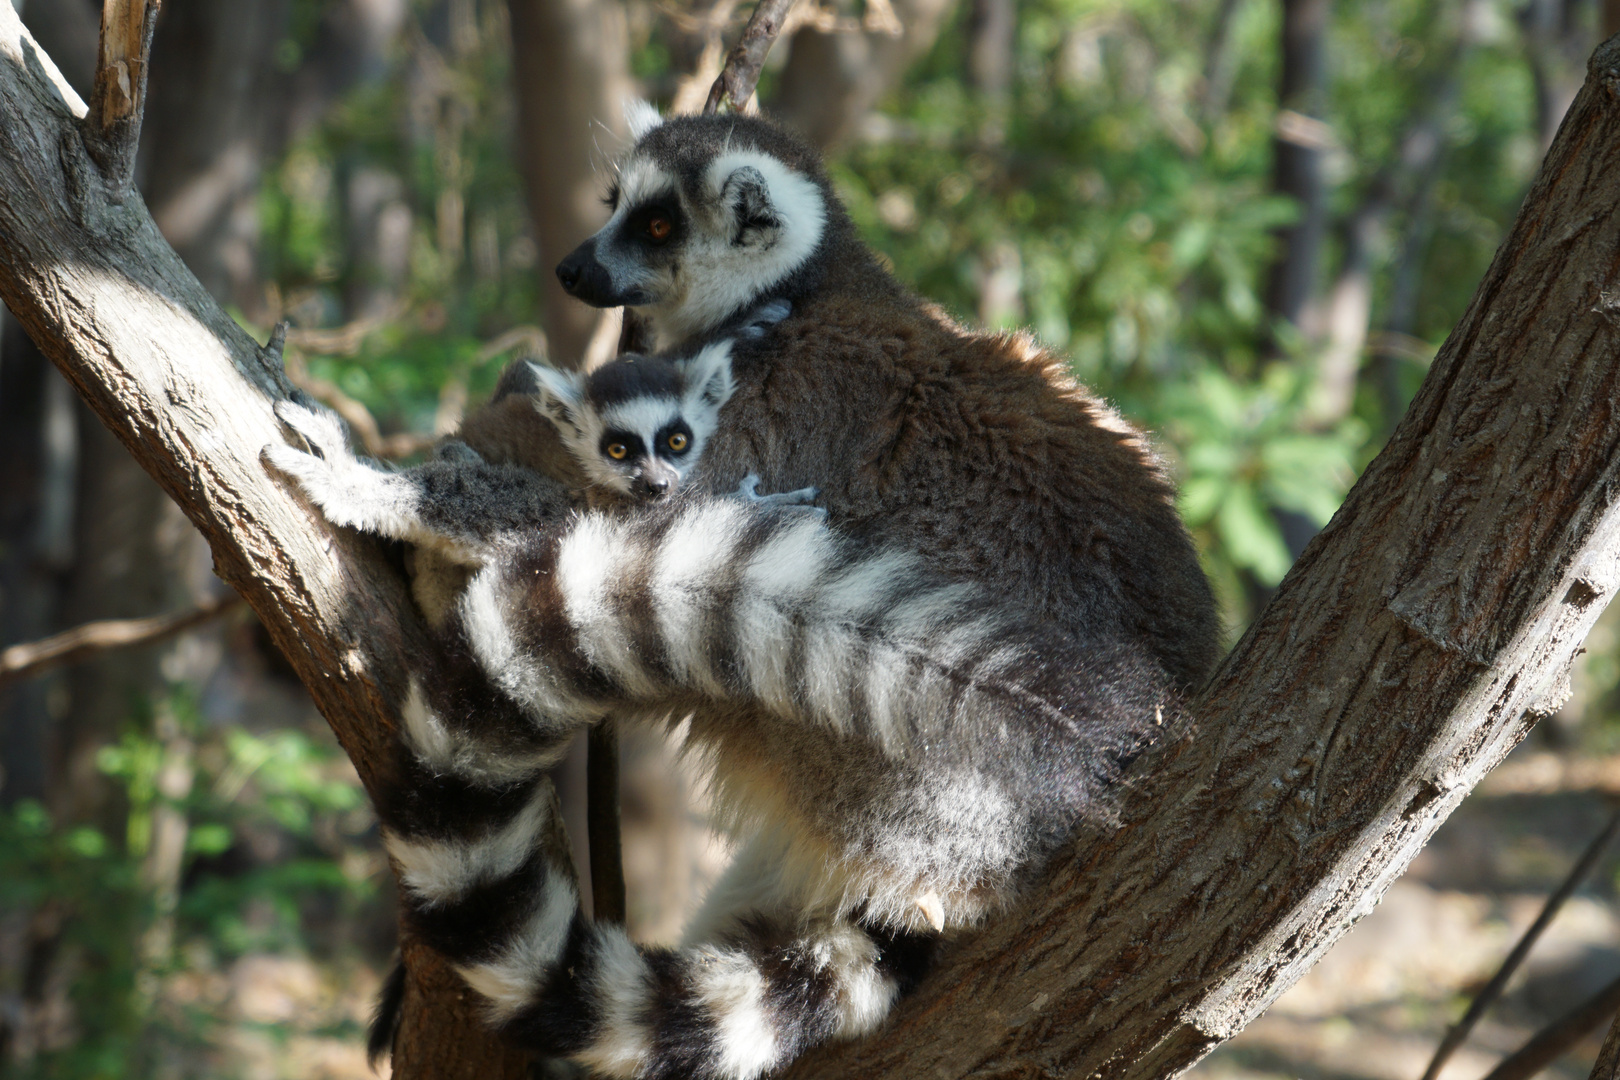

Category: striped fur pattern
[267, 401, 1174, 1077]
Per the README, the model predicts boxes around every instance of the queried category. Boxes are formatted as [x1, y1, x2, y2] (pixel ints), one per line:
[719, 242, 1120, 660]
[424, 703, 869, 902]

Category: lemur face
[554, 107, 828, 351]
[529, 342, 736, 502]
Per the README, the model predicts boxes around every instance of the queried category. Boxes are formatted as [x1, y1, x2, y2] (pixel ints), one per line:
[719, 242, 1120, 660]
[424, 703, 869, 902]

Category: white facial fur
[527, 341, 736, 499]
[594, 151, 826, 351]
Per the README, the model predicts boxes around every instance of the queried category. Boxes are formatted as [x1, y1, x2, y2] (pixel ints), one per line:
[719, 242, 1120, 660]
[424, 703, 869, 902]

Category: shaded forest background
[1, 0, 1618, 1076]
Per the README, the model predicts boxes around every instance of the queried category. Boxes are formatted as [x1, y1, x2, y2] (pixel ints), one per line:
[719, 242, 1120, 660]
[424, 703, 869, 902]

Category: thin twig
[703, 0, 801, 114]
[1421, 806, 1620, 1080]
[1478, 971, 1620, 1080]
[0, 594, 244, 690]
[84, 0, 161, 198]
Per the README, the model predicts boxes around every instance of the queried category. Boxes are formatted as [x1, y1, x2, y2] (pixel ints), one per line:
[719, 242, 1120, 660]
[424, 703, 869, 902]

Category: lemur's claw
[735, 473, 763, 500]
[272, 399, 350, 461]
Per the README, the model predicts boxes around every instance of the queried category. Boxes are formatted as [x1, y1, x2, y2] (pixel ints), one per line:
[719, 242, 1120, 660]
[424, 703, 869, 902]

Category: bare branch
[84, 0, 160, 198]
[1482, 972, 1620, 1080]
[703, 0, 800, 114]
[0, 594, 244, 690]
[1421, 807, 1620, 1080]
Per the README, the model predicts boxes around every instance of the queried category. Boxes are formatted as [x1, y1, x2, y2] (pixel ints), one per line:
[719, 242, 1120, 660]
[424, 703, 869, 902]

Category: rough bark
[6, 7, 1620, 1080]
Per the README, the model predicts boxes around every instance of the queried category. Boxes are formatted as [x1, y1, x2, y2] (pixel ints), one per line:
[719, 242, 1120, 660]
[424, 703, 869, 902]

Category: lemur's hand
[737, 297, 792, 339]
[734, 473, 825, 517]
[263, 400, 573, 564]
[263, 400, 422, 537]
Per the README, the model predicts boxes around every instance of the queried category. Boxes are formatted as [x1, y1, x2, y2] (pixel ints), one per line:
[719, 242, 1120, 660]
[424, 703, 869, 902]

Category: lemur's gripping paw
[263, 400, 407, 534]
[734, 473, 825, 517]
[738, 297, 792, 338]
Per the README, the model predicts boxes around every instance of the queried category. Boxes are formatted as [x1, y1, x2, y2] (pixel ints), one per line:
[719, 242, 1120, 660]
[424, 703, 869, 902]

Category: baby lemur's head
[529, 340, 734, 503]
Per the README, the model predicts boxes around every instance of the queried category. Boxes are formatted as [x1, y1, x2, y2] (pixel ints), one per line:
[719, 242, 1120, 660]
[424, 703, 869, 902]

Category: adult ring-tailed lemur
[265, 105, 1215, 1079]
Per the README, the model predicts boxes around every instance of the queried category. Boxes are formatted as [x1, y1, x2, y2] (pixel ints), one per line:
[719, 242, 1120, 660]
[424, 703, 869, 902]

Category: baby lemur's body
[268, 108, 1217, 1080]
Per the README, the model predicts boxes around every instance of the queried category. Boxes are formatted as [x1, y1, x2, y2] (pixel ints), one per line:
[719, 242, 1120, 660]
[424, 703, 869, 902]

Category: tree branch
[6, 4, 1620, 1078]
[0, 10, 543, 1078]
[84, 0, 159, 198]
[703, 0, 799, 113]
[0, 593, 243, 689]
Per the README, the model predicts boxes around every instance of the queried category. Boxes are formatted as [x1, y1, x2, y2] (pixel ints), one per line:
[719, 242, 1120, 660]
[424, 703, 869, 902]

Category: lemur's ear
[681, 342, 736, 414]
[624, 99, 663, 141]
[527, 361, 587, 436]
[721, 166, 782, 245]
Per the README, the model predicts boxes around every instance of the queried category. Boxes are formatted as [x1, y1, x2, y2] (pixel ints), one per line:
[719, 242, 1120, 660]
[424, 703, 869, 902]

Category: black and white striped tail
[457, 496, 1158, 764]
[377, 655, 938, 1080]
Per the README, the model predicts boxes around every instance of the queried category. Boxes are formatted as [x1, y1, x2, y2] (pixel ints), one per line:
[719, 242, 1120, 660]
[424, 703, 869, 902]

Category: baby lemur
[267, 106, 1216, 1079]
[526, 333, 818, 515]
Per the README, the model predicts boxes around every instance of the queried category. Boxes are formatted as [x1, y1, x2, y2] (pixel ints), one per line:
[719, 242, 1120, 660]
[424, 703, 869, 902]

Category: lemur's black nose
[556, 253, 583, 292]
[638, 476, 671, 497]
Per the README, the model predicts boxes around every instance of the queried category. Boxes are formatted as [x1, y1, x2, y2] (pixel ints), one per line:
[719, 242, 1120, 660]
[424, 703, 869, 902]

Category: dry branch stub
[703, 0, 799, 113]
[85, 0, 160, 197]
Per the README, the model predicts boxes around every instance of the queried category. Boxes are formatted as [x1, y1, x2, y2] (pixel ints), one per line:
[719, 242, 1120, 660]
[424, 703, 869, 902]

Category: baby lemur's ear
[680, 342, 736, 414]
[527, 361, 588, 436]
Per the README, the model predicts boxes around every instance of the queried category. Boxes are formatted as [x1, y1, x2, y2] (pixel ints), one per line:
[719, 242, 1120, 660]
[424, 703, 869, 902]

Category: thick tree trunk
[505, 0, 635, 367]
[5, 7, 1620, 1079]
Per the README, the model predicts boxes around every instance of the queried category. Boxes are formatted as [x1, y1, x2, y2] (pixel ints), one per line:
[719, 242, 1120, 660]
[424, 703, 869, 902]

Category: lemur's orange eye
[647, 216, 672, 241]
[607, 443, 629, 460]
[667, 432, 688, 452]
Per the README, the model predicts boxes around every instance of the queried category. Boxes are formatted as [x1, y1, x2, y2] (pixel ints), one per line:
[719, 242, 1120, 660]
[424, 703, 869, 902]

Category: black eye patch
[624, 202, 683, 247]
[600, 432, 645, 463]
[656, 422, 694, 457]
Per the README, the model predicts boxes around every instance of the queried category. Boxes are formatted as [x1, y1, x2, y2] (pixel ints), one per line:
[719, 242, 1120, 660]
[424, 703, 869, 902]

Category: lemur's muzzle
[557, 237, 645, 308]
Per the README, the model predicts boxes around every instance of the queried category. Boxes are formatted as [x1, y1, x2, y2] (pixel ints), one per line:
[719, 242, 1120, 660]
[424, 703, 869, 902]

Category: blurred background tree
[1, 0, 1619, 1076]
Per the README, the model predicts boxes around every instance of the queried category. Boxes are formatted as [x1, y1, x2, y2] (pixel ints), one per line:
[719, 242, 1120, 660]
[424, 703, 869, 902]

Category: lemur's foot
[737, 298, 792, 339]
[734, 473, 824, 516]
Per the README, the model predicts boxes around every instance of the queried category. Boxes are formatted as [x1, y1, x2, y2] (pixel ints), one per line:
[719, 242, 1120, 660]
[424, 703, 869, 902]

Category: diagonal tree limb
[703, 0, 799, 113]
[6, 5, 1620, 1079]
[1421, 806, 1620, 1080]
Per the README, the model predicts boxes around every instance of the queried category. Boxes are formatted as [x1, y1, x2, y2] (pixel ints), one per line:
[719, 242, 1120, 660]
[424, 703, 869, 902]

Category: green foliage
[827, 0, 1540, 621]
[0, 697, 375, 1080]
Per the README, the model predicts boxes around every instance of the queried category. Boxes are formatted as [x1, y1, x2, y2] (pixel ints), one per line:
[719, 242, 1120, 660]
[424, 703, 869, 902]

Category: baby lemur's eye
[646, 216, 673, 241]
[607, 443, 629, 460]
[667, 432, 688, 453]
